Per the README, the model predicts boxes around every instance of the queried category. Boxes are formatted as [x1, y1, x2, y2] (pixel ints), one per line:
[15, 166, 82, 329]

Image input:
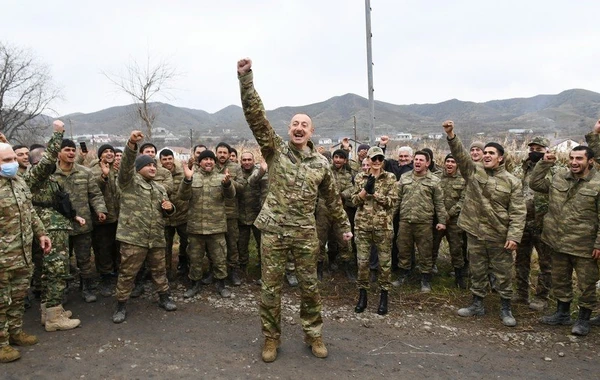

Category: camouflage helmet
[528, 136, 550, 148]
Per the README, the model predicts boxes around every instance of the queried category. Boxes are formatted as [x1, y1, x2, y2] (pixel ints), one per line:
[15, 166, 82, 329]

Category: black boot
[571, 307, 592, 336]
[184, 280, 201, 298]
[342, 261, 357, 282]
[317, 261, 324, 281]
[216, 279, 232, 298]
[377, 290, 388, 315]
[112, 301, 127, 324]
[420, 273, 432, 293]
[200, 271, 214, 285]
[229, 268, 242, 287]
[158, 292, 177, 311]
[500, 298, 516, 327]
[99, 275, 113, 297]
[81, 278, 97, 303]
[540, 301, 572, 325]
[454, 267, 466, 289]
[355, 289, 367, 313]
[130, 280, 145, 298]
[177, 256, 189, 276]
[458, 294, 485, 317]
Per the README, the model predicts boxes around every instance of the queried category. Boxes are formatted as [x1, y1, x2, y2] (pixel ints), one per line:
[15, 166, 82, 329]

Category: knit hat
[97, 144, 114, 158]
[358, 144, 370, 152]
[198, 150, 216, 162]
[139, 142, 157, 154]
[135, 155, 156, 172]
[444, 153, 454, 162]
[332, 149, 348, 159]
[469, 141, 485, 150]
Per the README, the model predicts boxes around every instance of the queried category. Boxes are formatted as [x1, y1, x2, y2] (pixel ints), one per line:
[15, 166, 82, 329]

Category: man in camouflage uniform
[90, 144, 120, 297]
[443, 120, 526, 327]
[352, 147, 398, 315]
[238, 58, 352, 363]
[512, 137, 552, 311]
[0, 141, 51, 363]
[432, 154, 467, 288]
[531, 144, 600, 336]
[139, 143, 173, 194]
[13, 145, 29, 176]
[26, 120, 82, 332]
[394, 151, 447, 292]
[112, 131, 177, 324]
[54, 139, 108, 303]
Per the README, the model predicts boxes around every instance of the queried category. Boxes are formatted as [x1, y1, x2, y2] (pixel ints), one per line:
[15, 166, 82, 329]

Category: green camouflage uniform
[352, 171, 398, 290]
[53, 160, 107, 279]
[165, 163, 189, 277]
[238, 164, 265, 267]
[530, 160, 600, 310]
[114, 145, 174, 301]
[179, 165, 235, 281]
[396, 170, 448, 274]
[432, 169, 466, 269]
[448, 135, 526, 300]
[154, 165, 173, 195]
[0, 173, 47, 347]
[239, 70, 350, 340]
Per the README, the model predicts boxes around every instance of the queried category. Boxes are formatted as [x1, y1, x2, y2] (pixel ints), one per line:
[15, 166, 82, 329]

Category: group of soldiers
[1, 57, 600, 364]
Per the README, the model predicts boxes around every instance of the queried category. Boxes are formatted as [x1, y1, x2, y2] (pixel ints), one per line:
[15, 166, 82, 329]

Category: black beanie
[332, 149, 348, 160]
[97, 144, 114, 158]
[135, 155, 155, 171]
[484, 142, 505, 157]
[358, 144, 370, 151]
[198, 150, 216, 162]
[444, 153, 454, 162]
[139, 142, 157, 154]
[61, 139, 76, 150]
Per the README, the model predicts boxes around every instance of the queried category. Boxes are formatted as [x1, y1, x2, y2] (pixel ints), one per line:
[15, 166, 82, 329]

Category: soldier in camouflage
[0, 141, 51, 363]
[352, 147, 398, 315]
[112, 131, 177, 324]
[531, 142, 600, 335]
[238, 58, 352, 363]
[443, 120, 526, 327]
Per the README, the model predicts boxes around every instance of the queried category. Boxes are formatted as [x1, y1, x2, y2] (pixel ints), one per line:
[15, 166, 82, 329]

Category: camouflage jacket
[239, 71, 350, 234]
[448, 135, 526, 243]
[530, 161, 600, 257]
[90, 162, 120, 224]
[512, 159, 550, 232]
[179, 167, 235, 235]
[166, 163, 189, 227]
[116, 145, 174, 248]
[248, 168, 269, 206]
[332, 163, 355, 208]
[238, 165, 264, 226]
[351, 171, 398, 231]
[53, 162, 108, 235]
[0, 176, 47, 270]
[586, 132, 600, 158]
[154, 165, 173, 196]
[216, 161, 246, 219]
[396, 170, 448, 225]
[439, 170, 466, 221]
[25, 130, 73, 232]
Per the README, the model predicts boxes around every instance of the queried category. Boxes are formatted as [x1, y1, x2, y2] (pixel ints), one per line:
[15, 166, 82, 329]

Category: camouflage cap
[367, 146, 384, 158]
[528, 136, 550, 148]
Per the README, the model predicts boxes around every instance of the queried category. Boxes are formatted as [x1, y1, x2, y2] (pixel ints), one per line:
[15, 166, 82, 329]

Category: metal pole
[365, 0, 375, 145]
[353, 116, 357, 159]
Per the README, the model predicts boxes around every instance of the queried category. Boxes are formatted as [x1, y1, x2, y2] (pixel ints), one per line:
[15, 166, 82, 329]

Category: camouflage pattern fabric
[550, 250, 598, 310]
[165, 223, 188, 276]
[466, 233, 514, 299]
[396, 171, 448, 225]
[115, 243, 169, 301]
[187, 233, 228, 281]
[41, 229, 70, 307]
[432, 221, 464, 269]
[69, 233, 94, 279]
[216, 160, 246, 219]
[585, 132, 600, 159]
[154, 165, 173, 196]
[315, 199, 351, 263]
[356, 230, 392, 290]
[397, 221, 434, 274]
[514, 227, 552, 300]
[0, 267, 31, 346]
[225, 218, 240, 269]
[90, 162, 120, 224]
[166, 163, 189, 227]
[238, 224, 261, 267]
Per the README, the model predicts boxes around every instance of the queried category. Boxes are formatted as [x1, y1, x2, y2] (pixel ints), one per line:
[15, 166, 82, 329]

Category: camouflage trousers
[225, 218, 240, 269]
[356, 229, 393, 291]
[260, 230, 322, 340]
[69, 232, 94, 279]
[397, 221, 433, 274]
[0, 266, 31, 346]
[514, 226, 552, 300]
[466, 234, 513, 299]
[115, 243, 169, 302]
[188, 233, 228, 281]
[42, 230, 71, 308]
[432, 219, 465, 269]
[316, 209, 352, 264]
[165, 223, 189, 276]
[93, 222, 120, 276]
[238, 224, 261, 267]
[550, 250, 598, 310]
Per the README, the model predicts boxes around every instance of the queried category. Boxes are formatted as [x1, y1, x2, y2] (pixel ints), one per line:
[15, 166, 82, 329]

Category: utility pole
[353, 116, 358, 158]
[189, 128, 193, 149]
[365, 0, 375, 144]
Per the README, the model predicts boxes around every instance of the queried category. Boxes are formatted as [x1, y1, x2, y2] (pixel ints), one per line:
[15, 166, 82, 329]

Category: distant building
[551, 139, 580, 153]
[318, 138, 333, 145]
[427, 133, 444, 140]
[392, 133, 413, 141]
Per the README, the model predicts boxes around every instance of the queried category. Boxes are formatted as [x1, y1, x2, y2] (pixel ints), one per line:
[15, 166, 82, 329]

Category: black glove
[364, 175, 376, 194]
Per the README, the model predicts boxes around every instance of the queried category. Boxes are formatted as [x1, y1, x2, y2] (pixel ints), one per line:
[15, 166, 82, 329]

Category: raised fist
[237, 58, 252, 75]
[379, 135, 389, 145]
[53, 120, 65, 133]
[129, 130, 144, 144]
[442, 120, 455, 136]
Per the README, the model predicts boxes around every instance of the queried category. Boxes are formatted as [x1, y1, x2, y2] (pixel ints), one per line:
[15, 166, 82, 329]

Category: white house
[393, 133, 413, 141]
[551, 139, 580, 153]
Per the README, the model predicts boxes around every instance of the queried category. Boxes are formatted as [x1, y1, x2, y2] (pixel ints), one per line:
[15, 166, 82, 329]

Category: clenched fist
[53, 120, 65, 133]
[442, 120, 455, 138]
[129, 130, 144, 144]
[237, 58, 252, 75]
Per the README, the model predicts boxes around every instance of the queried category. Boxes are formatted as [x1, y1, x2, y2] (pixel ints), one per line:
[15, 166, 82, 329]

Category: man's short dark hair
[230, 147, 238, 156]
[61, 139, 76, 150]
[29, 143, 45, 151]
[12, 145, 27, 152]
[193, 144, 206, 152]
[572, 145, 595, 160]
[139, 142, 157, 154]
[414, 150, 430, 162]
[159, 149, 174, 158]
[484, 142, 505, 157]
[421, 148, 434, 162]
[215, 142, 231, 153]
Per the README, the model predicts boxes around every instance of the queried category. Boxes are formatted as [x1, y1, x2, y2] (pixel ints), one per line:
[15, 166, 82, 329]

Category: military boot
[590, 314, 600, 327]
[229, 268, 242, 287]
[199, 271, 214, 285]
[354, 289, 367, 313]
[286, 271, 298, 287]
[571, 307, 592, 336]
[454, 267, 467, 289]
[458, 295, 485, 317]
[317, 261, 324, 281]
[216, 279, 232, 298]
[500, 298, 517, 327]
[158, 293, 177, 311]
[0, 346, 20, 363]
[262, 337, 280, 363]
[377, 290, 388, 316]
[81, 278, 97, 303]
[24, 293, 32, 310]
[9, 331, 38, 346]
[184, 281, 201, 298]
[392, 269, 409, 287]
[130, 281, 145, 298]
[420, 273, 432, 293]
[98, 275, 113, 297]
[540, 301, 572, 325]
[304, 335, 328, 358]
[341, 261, 357, 282]
[112, 301, 127, 324]
[45, 306, 81, 332]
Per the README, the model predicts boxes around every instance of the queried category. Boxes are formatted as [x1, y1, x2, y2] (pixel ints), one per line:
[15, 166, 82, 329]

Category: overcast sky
[3, 0, 599, 117]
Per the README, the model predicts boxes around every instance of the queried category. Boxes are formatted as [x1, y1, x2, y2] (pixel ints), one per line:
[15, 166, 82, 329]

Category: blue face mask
[0, 161, 19, 178]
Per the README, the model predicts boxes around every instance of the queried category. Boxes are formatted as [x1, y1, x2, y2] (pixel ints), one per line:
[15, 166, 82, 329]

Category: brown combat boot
[9, 331, 38, 346]
[261, 337, 280, 363]
[304, 335, 328, 358]
[45, 306, 81, 332]
[0, 345, 20, 363]
[41, 303, 72, 325]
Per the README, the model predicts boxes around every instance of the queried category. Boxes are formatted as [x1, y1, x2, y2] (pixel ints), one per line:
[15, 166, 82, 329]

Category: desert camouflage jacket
[352, 171, 398, 231]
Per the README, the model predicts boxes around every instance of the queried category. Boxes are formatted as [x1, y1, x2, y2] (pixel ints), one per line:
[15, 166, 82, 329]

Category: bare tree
[104, 54, 178, 140]
[0, 41, 59, 143]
